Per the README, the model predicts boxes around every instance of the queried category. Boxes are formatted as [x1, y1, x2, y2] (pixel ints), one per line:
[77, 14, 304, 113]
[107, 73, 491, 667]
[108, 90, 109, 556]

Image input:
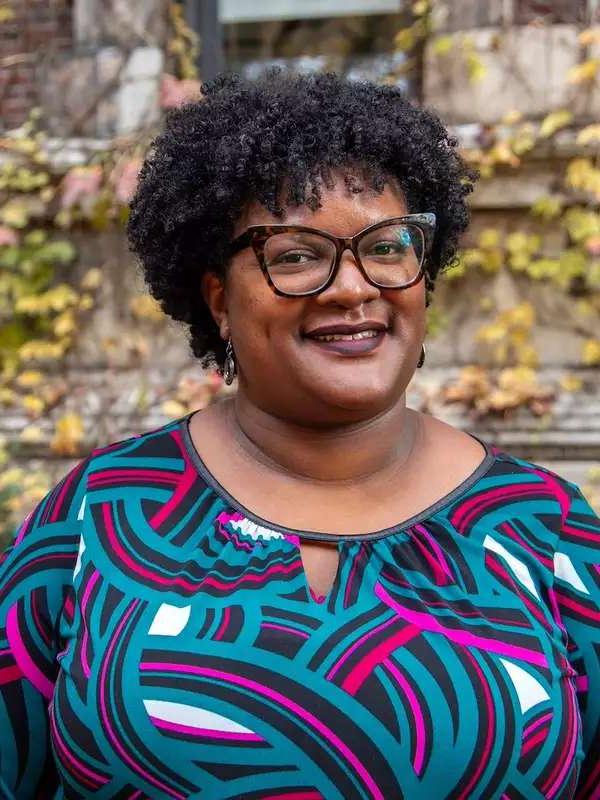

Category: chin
[309, 376, 401, 419]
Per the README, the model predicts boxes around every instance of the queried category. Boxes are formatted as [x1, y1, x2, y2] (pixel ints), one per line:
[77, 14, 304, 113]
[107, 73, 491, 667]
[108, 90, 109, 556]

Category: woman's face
[203, 173, 427, 425]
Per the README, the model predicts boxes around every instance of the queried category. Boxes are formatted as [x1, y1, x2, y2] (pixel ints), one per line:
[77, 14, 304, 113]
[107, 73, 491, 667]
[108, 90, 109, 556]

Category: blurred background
[1, 0, 600, 544]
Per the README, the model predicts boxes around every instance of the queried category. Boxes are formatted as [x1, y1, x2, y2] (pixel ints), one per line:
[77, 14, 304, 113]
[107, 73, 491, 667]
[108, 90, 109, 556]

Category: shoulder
[83, 412, 191, 479]
[480, 445, 600, 548]
[89, 413, 189, 461]
[8, 414, 191, 548]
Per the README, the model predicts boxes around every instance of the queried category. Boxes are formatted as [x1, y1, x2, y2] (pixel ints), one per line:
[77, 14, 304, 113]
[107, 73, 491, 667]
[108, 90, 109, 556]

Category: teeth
[313, 330, 381, 342]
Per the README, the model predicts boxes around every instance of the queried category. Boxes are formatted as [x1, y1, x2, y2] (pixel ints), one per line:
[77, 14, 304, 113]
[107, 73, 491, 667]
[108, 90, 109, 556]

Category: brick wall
[1, 0, 73, 131]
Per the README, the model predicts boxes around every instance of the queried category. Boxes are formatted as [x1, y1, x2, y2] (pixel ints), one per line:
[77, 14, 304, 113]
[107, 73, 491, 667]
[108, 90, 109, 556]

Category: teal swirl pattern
[0, 411, 598, 799]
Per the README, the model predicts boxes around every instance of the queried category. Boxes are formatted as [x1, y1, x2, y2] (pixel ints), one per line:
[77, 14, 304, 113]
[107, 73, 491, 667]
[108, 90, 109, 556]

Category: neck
[224, 392, 422, 484]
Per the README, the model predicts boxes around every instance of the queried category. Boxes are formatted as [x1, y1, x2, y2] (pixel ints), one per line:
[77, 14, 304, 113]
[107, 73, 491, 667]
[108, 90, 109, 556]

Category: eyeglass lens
[263, 223, 425, 295]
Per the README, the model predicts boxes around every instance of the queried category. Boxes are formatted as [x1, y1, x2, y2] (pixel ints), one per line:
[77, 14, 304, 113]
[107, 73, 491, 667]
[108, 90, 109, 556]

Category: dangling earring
[223, 337, 236, 385]
[417, 344, 426, 368]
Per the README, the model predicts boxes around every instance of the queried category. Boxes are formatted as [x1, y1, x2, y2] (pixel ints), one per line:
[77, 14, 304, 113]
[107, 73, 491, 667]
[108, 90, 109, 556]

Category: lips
[302, 321, 388, 355]
[303, 321, 388, 340]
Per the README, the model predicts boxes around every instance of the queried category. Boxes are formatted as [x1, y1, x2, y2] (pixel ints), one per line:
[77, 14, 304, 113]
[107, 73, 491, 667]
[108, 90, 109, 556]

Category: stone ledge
[3, 367, 599, 463]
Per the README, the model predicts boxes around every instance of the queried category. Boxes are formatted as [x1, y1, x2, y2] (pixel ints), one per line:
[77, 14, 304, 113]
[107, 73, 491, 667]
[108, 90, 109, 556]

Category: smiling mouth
[311, 329, 381, 342]
[303, 328, 387, 355]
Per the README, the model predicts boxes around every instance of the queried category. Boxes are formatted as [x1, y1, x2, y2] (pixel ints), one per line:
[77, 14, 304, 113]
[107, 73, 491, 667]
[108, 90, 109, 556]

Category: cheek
[227, 276, 304, 355]
[383, 284, 426, 334]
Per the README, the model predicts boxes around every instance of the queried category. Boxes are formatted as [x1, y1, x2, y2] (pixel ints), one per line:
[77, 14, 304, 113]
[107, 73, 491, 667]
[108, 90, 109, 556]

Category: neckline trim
[178, 410, 498, 542]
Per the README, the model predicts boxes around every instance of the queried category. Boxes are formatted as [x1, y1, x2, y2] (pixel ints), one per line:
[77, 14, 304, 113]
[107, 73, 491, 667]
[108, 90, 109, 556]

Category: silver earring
[223, 337, 236, 385]
[417, 344, 425, 368]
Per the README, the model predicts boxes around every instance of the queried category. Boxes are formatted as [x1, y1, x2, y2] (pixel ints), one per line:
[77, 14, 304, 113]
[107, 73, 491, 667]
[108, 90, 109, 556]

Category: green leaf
[39, 240, 76, 264]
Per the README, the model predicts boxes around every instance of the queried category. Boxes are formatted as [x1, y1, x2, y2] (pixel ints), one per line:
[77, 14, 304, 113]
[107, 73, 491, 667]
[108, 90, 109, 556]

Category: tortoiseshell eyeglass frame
[228, 212, 437, 298]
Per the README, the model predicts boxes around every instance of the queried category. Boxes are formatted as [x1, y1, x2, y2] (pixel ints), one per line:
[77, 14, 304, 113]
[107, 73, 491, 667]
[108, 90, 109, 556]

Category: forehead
[235, 172, 409, 237]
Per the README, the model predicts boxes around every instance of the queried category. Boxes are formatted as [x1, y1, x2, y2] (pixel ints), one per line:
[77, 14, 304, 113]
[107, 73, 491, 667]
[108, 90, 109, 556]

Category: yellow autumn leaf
[412, 0, 428, 14]
[565, 158, 595, 190]
[465, 51, 487, 84]
[0, 200, 29, 228]
[498, 366, 538, 393]
[53, 310, 75, 337]
[539, 110, 573, 138]
[567, 59, 600, 84]
[19, 425, 44, 443]
[21, 394, 45, 415]
[78, 293, 94, 311]
[45, 284, 79, 311]
[431, 35, 453, 56]
[576, 299, 595, 317]
[489, 141, 519, 167]
[0, 387, 16, 405]
[506, 231, 529, 253]
[502, 110, 523, 125]
[582, 339, 600, 365]
[458, 365, 492, 392]
[161, 400, 187, 418]
[50, 413, 84, 456]
[476, 322, 507, 344]
[505, 302, 535, 328]
[527, 258, 560, 280]
[478, 228, 500, 249]
[480, 249, 503, 273]
[80, 267, 102, 290]
[531, 195, 563, 220]
[129, 294, 165, 322]
[18, 340, 65, 361]
[15, 284, 78, 315]
[509, 328, 528, 347]
[39, 186, 55, 203]
[560, 374, 583, 392]
[516, 344, 539, 368]
[0, 468, 24, 490]
[511, 125, 536, 155]
[394, 28, 415, 51]
[577, 124, 600, 146]
[579, 27, 600, 45]
[487, 388, 520, 410]
[15, 370, 44, 388]
[563, 208, 600, 243]
[509, 252, 531, 271]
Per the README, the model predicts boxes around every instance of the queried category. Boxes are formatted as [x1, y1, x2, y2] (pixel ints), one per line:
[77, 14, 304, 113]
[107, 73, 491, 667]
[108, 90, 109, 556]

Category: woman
[1, 70, 598, 799]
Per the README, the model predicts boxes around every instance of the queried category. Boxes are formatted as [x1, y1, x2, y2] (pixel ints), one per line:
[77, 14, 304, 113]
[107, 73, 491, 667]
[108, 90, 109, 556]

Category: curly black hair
[127, 69, 477, 369]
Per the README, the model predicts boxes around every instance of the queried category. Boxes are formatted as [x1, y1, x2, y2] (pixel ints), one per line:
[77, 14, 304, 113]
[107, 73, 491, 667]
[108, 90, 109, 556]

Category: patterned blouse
[0, 410, 599, 799]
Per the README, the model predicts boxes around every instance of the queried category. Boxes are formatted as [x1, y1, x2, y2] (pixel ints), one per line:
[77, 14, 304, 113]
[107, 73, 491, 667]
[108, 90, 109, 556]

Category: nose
[315, 247, 380, 308]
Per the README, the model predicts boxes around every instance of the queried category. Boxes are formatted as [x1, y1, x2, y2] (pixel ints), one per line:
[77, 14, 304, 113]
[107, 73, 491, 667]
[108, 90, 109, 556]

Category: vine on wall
[392, 2, 600, 505]
[0, 3, 217, 542]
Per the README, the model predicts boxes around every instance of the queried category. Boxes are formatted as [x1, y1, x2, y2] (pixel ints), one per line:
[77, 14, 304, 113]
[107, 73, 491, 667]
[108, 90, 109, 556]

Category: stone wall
[0, 0, 73, 130]
[2, 0, 600, 499]
[0, 0, 166, 137]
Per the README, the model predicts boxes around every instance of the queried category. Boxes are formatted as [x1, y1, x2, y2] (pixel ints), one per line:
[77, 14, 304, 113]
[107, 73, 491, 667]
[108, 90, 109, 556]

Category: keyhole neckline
[179, 411, 497, 543]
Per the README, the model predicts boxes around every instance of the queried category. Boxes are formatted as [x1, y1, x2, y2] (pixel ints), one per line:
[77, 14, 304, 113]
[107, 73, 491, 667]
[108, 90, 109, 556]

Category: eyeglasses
[228, 212, 436, 297]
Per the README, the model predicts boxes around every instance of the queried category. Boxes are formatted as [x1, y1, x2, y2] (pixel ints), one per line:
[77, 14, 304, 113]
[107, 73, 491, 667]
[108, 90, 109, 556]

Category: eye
[368, 230, 413, 256]
[371, 242, 398, 256]
[272, 250, 318, 265]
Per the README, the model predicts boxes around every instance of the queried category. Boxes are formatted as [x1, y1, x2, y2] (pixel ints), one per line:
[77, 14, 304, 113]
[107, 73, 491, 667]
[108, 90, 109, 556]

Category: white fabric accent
[229, 517, 283, 540]
[73, 534, 86, 579]
[77, 494, 86, 521]
[500, 658, 550, 714]
[148, 603, 191, 636]
[554, 551, 589, 594]
[484, 535, 539, 598]
[143, 699, 256, 733]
